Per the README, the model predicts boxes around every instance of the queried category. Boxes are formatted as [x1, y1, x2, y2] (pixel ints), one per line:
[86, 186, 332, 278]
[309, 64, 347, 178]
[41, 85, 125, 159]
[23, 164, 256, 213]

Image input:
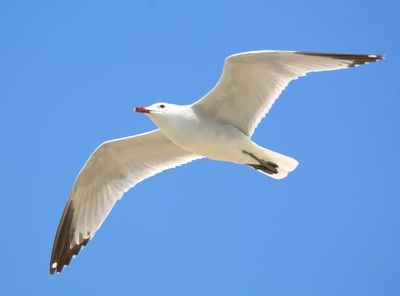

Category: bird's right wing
[193, 51, 383, 136]
[50, 129, 202, 274]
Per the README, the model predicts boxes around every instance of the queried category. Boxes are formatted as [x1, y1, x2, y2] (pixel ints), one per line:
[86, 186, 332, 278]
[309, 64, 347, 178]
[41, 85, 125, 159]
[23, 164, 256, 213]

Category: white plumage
[50, 51, 382, 274]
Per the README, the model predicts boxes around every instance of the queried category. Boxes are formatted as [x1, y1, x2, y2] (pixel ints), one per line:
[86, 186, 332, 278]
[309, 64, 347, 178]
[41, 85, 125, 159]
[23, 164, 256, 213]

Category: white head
[134, 102, 188, 129]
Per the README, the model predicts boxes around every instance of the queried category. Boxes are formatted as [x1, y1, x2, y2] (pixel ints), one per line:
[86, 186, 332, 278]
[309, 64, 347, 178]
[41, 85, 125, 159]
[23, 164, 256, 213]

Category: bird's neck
[149, 106, 198, 142]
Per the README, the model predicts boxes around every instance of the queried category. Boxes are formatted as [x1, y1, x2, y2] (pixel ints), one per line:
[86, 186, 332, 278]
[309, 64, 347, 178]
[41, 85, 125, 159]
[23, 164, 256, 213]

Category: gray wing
[50, 129, 201, 274]
[193, 51, 383, 136]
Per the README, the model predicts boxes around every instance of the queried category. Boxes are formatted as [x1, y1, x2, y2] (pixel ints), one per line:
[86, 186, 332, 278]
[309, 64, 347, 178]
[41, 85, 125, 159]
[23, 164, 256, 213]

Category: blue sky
[1, 0, 399, 295]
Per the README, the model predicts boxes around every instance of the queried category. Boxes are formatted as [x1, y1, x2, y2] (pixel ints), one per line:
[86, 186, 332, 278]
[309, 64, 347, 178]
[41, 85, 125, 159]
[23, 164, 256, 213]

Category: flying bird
[50, 51, 382, 274]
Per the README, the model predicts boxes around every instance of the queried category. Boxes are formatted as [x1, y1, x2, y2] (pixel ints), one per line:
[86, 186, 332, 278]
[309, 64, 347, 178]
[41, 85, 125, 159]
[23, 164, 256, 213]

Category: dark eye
[159, 104, 165, 108]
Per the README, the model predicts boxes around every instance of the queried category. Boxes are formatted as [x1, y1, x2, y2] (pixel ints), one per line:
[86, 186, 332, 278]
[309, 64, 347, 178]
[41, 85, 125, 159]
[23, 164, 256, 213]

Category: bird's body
[50, 50, 383, 274]
[149, 104, 259, 164]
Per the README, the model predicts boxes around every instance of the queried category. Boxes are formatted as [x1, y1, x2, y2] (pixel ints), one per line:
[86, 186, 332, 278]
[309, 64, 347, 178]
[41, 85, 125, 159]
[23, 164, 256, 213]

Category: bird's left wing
[193, 51, 383, 136]
[50, 129, 201, 274]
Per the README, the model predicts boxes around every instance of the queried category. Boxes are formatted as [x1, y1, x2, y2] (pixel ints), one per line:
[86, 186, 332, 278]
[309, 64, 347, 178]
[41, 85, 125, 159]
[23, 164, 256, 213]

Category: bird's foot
[243, 150, 279, 175]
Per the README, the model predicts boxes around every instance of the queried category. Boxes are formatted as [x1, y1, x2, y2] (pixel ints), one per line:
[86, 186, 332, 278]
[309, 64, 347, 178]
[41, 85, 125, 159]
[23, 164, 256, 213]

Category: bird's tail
[244, 146, 299, 180]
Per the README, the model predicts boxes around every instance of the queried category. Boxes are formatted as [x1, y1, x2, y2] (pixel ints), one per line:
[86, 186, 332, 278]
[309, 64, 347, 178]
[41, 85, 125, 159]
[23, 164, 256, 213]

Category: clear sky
[1, 0, 399, 295]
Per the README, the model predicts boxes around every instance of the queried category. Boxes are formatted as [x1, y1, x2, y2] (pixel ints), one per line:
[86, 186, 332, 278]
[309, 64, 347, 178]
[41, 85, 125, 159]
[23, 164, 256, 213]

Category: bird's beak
[134, 106, 151, 114]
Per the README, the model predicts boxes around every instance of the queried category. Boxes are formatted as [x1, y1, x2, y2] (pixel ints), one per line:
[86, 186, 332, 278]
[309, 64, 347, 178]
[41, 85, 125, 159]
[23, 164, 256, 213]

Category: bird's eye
[159, 104, 165, 108]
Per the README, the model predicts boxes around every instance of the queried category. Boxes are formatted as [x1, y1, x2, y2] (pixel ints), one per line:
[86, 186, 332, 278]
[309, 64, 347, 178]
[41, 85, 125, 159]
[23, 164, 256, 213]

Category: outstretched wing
[193, 51, 383, 136]
[50, 129, 201, 274]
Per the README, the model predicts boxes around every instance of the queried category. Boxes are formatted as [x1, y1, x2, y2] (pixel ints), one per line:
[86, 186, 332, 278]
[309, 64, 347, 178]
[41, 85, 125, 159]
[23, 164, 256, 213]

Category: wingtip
[50, 237, 90, 275]
[50, 260, 65, 275]
[369, 54, 385, 63]
[226, 51, 385, 67]
[50, 197, 92, 275]
[368, 54, 384, 60]
[49, 262, 58, 275]
[348, 53, 384, 67]
[296, 51, 384, 67]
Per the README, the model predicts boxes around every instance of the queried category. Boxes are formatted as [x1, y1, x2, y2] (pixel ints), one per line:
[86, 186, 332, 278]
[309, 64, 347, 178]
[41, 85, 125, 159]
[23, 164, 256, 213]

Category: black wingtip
[50, 237, 90, 275]
[296, 52, 384, 67]
[50, 198, 91, 275]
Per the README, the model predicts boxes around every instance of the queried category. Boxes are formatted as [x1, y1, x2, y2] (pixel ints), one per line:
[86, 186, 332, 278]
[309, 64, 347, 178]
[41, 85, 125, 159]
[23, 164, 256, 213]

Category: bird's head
[134, 102, 189, 129]
[134, 102, 171, 115]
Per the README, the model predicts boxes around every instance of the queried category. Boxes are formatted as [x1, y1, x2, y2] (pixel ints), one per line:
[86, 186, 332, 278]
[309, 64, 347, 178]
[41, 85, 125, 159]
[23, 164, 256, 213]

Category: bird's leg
[243, 150, 279, 175]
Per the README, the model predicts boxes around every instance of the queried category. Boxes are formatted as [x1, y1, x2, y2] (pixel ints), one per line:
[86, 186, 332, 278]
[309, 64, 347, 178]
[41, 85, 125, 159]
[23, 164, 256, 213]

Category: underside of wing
[50, 130, 201, 274]
[193, 51, 383, 136]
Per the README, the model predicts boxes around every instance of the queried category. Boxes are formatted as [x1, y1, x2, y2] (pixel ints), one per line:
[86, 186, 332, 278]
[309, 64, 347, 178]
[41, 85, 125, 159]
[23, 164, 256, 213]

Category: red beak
[134, 106, 151, 114]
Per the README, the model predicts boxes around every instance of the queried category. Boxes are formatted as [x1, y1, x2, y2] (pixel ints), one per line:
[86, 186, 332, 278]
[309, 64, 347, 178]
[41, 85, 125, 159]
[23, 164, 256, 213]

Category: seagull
[50, 51, 382, 274]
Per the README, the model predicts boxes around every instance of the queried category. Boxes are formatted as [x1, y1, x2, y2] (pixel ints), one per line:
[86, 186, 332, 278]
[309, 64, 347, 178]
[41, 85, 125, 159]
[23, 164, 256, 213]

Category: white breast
[151, 107, 254, 163]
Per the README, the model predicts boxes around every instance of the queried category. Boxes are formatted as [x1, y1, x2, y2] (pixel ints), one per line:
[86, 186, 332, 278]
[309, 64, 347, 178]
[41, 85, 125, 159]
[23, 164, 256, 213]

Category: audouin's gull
[50, 50, 383, 274]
